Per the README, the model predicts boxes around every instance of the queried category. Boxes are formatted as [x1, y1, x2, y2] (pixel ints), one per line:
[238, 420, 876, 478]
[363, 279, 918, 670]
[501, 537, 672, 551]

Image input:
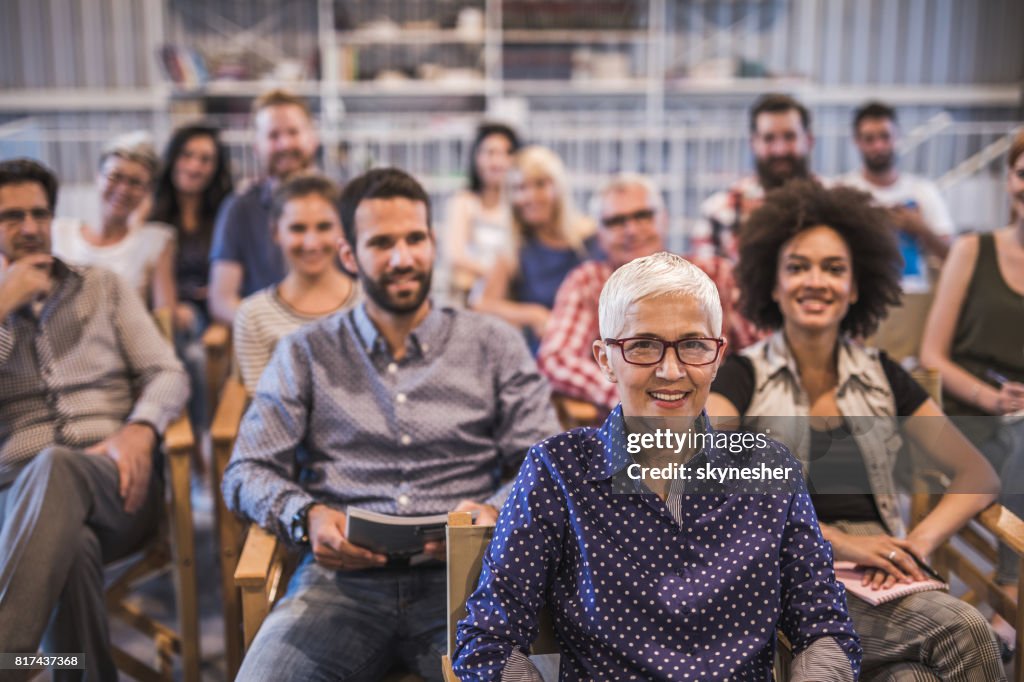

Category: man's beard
[267, 149, 313, 180]
[755, 154, 810, 190]
[863, 150, 895, 174]
[360, 265, 433, 315]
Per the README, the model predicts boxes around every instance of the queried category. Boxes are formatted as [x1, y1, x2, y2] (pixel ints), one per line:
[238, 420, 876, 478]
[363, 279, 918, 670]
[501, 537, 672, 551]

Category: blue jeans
[236, 553, 447, 682]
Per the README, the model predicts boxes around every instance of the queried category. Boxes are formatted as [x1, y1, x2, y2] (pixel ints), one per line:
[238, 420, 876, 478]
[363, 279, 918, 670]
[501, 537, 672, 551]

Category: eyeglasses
[103, 172, 149, 191]
[0, 208, 53, 228]
[600, 208, 656, 229]
[604, 336, 724, 366]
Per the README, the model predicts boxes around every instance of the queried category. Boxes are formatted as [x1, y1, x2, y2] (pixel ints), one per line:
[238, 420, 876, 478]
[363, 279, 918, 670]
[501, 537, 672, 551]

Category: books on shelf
[158, 45, 208, 87]
[834, 561, 948, 606]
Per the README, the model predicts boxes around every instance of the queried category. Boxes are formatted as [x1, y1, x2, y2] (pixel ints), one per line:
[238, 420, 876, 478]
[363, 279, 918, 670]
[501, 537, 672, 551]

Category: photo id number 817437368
[0, 654, 85, 670]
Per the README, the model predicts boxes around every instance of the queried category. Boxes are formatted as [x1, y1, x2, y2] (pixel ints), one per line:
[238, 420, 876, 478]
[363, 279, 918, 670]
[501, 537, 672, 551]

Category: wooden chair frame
[210, 374, 250, 678]
[202, 322, 233, 422]
[103, 309, 201, 681]
[909, 368, 1024, 682]
[105, 414, 200, 681]
[442, 511, 557, 681]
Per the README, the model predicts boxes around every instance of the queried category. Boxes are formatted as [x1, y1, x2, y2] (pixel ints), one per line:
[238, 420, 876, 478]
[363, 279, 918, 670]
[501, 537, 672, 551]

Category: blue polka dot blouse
[453, 406, 862, 680]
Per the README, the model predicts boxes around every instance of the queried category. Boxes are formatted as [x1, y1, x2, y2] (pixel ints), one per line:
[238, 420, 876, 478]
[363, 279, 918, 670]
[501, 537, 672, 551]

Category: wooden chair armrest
[163, 414, 195, 459]
[977, 504, 1024, 556]
[552, 395, 601, 430]
[202, 322, 231, 352]
[442, 655, 459, 682]
[211, 378, 249, 448]
[152, 307, 174, 339]
[234, 526, 281, 589]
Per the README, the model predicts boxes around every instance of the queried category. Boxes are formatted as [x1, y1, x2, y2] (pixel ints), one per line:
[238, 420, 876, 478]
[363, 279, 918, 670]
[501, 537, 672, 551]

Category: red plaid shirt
[537, 257, 762, 410]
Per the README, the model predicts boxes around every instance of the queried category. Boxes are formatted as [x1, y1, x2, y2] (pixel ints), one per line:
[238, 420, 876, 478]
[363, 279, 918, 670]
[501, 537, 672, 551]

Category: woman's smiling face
[773, 224, 857, 335]
[595, 293, 725, 423]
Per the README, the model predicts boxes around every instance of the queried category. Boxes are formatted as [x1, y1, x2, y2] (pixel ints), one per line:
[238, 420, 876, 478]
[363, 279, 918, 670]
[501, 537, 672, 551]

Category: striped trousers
[836, 521, 1007, 682]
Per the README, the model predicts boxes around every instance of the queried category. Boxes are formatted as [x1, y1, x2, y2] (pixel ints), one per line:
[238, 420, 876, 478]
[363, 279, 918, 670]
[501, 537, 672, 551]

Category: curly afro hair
[736, 179, 903, 338]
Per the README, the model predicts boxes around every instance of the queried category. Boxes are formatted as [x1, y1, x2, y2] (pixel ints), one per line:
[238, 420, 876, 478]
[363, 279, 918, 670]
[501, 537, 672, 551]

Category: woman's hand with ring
[831, 533, 926, 589]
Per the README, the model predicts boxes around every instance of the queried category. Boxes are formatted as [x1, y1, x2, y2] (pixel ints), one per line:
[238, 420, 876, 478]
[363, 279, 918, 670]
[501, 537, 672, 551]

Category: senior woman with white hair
[453, 252, 861, 681]
[51, 131, 176, 310]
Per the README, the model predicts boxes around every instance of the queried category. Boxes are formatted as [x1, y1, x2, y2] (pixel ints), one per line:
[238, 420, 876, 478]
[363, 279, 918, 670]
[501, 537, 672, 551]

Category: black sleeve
[879, 352, 929, 417]
[711, 354, 755, 415]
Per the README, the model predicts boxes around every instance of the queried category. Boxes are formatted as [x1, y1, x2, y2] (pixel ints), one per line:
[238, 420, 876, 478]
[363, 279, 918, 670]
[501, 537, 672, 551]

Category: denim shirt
[740, 331, 906, 536]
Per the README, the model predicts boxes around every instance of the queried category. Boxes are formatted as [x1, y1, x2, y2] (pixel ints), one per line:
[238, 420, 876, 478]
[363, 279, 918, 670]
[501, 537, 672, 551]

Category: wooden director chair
[103, 309, 200, 681]
[210, 372, 249, 678]
[442, 511, 558, 681]
[202, 322, 233, 424]
[909, 368, 1024, 682]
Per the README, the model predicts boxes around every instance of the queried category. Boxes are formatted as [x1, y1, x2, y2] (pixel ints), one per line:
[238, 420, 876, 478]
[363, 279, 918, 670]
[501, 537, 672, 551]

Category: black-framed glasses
[0, 208, 53, 228]
[604, 336, 724, 366]
[600, 208, 656, 229]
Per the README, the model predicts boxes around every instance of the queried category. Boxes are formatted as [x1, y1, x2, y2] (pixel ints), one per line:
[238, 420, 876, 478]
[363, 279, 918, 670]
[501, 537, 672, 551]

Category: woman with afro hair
[707, 179, 1007, 680]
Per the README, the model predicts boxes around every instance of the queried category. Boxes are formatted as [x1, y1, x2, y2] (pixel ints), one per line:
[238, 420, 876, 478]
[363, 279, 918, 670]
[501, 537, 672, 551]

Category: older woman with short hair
[708, 179, 1005, 680]
[52, 131, 176, 311]
[454, 252, 861, 681]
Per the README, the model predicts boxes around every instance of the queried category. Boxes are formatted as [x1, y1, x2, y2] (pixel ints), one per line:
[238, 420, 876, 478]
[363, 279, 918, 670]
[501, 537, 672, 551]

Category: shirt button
[387, 363, 398, 374]
[400, 434, 412, 445]
[421, 343, 429, 353]
[398, 494, 411, 506]
[396, 393, 407, 404]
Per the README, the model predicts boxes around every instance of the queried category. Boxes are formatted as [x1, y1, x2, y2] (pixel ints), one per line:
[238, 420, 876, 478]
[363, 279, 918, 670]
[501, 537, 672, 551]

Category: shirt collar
[758, 330, 885, 395]
[349, 300, 446, 360]
[585, 406, 723, 481]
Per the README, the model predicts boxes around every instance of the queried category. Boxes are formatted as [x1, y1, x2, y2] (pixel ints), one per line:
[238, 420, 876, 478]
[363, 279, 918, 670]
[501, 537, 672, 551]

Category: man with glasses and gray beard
[539, 173, 760, 420]
[691, 93, 817, 261]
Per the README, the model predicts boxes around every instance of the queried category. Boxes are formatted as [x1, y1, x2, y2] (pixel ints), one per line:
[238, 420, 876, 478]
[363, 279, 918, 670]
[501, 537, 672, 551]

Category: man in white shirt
[838, 101, 953, 292]
[692, 93, 816, 261]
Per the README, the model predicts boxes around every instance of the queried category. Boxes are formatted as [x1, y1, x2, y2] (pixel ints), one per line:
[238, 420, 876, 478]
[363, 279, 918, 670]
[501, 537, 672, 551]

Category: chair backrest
[445, 512, 559, 660]
[910, 366, 942, 404]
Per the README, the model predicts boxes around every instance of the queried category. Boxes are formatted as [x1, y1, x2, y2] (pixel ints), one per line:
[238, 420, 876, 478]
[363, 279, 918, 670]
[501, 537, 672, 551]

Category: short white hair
[598, 252, 723, 339]
[588, 172, 665, 224]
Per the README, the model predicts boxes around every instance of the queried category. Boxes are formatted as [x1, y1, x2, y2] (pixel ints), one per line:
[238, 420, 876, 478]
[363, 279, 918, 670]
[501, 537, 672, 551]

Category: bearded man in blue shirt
[222, 167, 561, 682]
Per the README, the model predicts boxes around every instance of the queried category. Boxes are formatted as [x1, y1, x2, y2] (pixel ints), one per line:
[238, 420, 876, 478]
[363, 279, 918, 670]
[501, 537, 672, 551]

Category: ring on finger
[887, 550, 897, 562]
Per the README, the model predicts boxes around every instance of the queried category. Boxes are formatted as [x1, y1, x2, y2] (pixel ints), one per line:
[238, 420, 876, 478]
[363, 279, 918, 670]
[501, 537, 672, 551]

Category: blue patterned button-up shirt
[454, 407, 861, 681]
[222, 302, 561, 541]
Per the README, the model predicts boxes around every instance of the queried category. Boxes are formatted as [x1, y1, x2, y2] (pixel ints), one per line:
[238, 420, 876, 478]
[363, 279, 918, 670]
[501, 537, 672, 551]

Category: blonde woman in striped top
[234, 175, 359, 394]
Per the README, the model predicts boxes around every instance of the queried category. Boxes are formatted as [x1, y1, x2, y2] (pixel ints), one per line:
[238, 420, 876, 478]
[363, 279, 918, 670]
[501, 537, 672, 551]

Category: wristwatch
[290, 502, 315, 545]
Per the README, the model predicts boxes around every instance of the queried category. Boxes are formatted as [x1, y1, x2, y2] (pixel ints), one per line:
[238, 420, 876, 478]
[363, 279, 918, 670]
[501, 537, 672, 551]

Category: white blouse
[51, 217, 174, 304]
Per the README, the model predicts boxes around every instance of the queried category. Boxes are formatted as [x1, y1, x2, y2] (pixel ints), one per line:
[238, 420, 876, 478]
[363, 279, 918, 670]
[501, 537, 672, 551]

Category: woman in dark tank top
[149, 124, 234, 430]
[921, 128, 1024, 612]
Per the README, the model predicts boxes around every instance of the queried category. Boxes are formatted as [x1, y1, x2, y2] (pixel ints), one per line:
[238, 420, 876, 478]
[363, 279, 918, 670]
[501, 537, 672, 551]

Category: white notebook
[834, 561, 948, 606]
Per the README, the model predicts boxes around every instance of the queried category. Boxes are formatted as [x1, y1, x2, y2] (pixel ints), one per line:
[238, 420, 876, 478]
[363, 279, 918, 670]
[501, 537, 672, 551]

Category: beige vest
[741, 331, 906, 537]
